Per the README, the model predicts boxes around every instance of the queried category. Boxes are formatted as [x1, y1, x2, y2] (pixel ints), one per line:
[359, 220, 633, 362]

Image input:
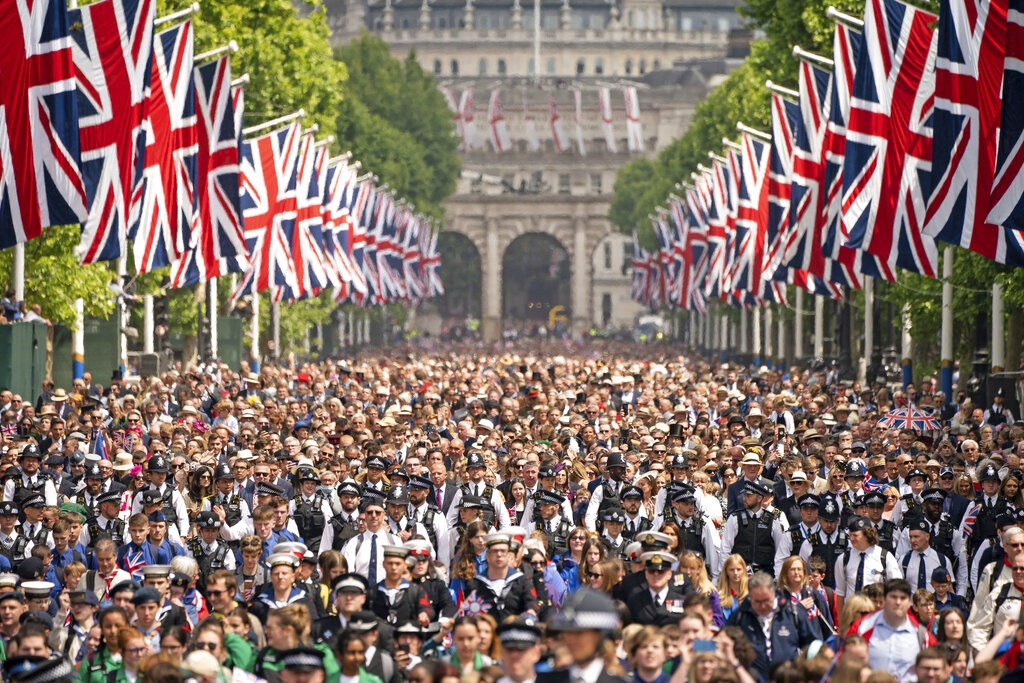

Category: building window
[639, 59, 647, 74]
[433, 59, 442, 75]
[497, 59, 507, 75]
[594, 58, 604, 75]
[624, 59, 632, 75]
[558, 174, 571, 194]
[603, 241, 612, 269]
[718, 17, 730, 31]
[623, 241, 633, 272]
[635, 9, 645, 28]
[478, 58, 487, 75]
[527, 58, 535, 75]
[653, 59, 660, 70]
[601, 293, 612, 325]
[680, 16, 692, 30]
[591, 173, 602, 195]
[437, 17, 447, 28]
[576, 59, 585, 75]
[546, 57, 556, 74]
[451, 59, 459, 75]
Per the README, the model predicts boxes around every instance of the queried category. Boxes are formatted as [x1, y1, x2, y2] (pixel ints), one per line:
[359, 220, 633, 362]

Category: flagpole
[827, 6, 864, 29]
[231, 74, 250, 88]
[862, 276, 874, 384]
[195, 40, 238, 64]
[765, 80, 799, 100]
[12, 245, 24, 304]
[814, 295, 825, 360]
[736, 122, 771, 141]
[154, 2, 199, 27]
[794, 288, 804, 361]
[792, 46, 835, 68]
[901, 302, 913, 389]
[993, 281, 1005, 373]
[242, 109, 306, 137]
[940, 247, 954, 396]
[250, 293, 260, 371]
[752, 307, 762, 368]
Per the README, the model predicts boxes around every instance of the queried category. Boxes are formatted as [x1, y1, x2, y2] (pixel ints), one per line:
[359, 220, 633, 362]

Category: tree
[0, 226, 115, 326]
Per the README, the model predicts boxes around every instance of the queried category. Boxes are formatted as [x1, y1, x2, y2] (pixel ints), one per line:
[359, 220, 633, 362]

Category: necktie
[917, 553, 927, 589]
[627, 520, 634, 535]
[368, 534, 378, 585]
[546, 521, 553, 533]
[410, 509, 418, 524]
[435, 489, 442, 507]
[855, 551, 866, 590]
[654, 594, 662, 608]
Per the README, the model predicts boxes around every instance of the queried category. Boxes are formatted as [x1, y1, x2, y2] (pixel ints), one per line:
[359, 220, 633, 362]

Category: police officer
[80, 490, 125, 547]
[720, 479, 787, 577]
[584, 452, 629, 531]
[534, 489, 574, 556]
[445, 452, 510, 529]
[542, 589, 629, 683]
[619, 485, 652, 540]
[626, 551, 690, 626]
[962, 464, 1010, 559]
[329, 480, 362, 551]
[188, 511, 235, 592]
[521, 465, 574, 528]
[891, 468, 929, 529]
[385, 486, 434, 554]
[599, 509, 628, 556]
[670, 487, 720, 578]
[495, 617, 544, 683]
[895, 488, 968, 593]
[130, 455, 187, 539]
[290, 466, 333, 554]
[775, 493, 821, 572]
[798, 494, 848, 589]
[861, 491, 898, 555]
[73, 464, 106, 517]
[406, 475, 449, 567]
[3, 445, 57, 507]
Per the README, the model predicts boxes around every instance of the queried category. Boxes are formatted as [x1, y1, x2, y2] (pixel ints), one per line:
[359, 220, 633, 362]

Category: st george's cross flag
[0, 0, 88, 247]
[70, 0, 154, 264]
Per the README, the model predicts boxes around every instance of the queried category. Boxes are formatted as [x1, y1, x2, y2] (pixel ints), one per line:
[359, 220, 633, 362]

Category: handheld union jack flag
[232, 122, 301, 301]
[170, 56, 247, 288]
[844, 0, 939, 277]
[0, 0, 88, 247]
[71, 0, 155, 264]
[130, 20, 197, 273]
[925, 0, 1024, 263]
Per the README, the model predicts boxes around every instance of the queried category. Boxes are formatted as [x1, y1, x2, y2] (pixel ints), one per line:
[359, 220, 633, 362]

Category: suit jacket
[946, 492, 970, 528]
[538, 671, 629, 683]
[273, 477, 295, 500]
[627, 584, 692, 625]
[431, 482, 457, 515]
[727, 594, 820, 682]
[234, 480, 256, 511]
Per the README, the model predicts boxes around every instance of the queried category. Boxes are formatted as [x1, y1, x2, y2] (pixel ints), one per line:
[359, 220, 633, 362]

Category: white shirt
[342, 529, 401, 581]
[569, 658, 605, 683]
[834, 546, 903, 597]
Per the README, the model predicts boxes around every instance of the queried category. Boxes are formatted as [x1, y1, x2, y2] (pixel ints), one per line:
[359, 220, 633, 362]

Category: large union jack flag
[766, 93, 844, 299]
[0, 0, 87, 247]
[232, 122, 300, 301]
[170, 56, 247, 288]
[325, 161, 366, 303]
[822, 22, 898, 282]
[987, 1, 1024, 233]
[71, 0, 154, 264]
[736, 133, 787, 305]
[130, 20, 197, 273]
[843, 0, 939, 276]
[683, 187, 709, 313]
[274, 133, 330, 302]
[925, 0, 1024, 263]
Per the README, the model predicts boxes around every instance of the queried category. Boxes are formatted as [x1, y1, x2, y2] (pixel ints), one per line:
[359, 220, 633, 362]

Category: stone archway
[502, 232, 572, 329]
[433, 232, 482, 321]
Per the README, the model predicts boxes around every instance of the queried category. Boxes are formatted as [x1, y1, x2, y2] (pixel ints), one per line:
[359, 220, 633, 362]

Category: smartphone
[397, 643, 411, 654]
[692, 640, 717, 653]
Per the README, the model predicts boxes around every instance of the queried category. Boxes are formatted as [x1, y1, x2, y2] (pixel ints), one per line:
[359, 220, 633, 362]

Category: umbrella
[876, 406, 941, 432]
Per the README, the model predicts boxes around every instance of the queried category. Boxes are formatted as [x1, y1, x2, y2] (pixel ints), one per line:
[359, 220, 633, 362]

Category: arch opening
[502, 232, 571, 328]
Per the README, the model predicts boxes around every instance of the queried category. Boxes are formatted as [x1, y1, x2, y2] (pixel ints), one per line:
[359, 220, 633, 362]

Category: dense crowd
[0, 340, 1020, 683]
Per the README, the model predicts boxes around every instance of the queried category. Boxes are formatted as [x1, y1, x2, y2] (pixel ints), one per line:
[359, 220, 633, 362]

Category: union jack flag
[321, 160, 356, 298]
[925, 0, 1024, 263]
[766, 93, 844, 298]
[121, 547, 147, 580]
[0, 424, 17, 437]
[0, 0, 88, 247]
[402, 213, 425, 301]
[703, 159, 731, 299]
[130, 20, 197, 273]
[822, 22, 898, 281]
[988, 0, 1024, 234]
[170, 56, 247, 288]
[735, 133, 786, 305]
[630, 232, 651, 306]
[420, 224, 443, 298]
[844, 0, 939, 277]
[683, 187, 709, 312]
[232, 122, 300, 301]
[275, 133, 330, 302]
[313, 146, 343, 291]
[71, 0, 154, 264]
[787, 61, 861, 288]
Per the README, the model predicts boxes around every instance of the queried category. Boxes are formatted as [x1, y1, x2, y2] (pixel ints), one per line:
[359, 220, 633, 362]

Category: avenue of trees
[609, 0, 1024, 375]
[0, 0, 461, 356]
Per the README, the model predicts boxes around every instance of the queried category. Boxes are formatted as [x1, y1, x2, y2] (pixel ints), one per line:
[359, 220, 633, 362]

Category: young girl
[716, 554, 748, 621]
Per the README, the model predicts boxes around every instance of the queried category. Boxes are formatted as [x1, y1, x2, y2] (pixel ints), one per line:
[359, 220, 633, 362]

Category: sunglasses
[192, 642, 219, 652]
[588, 572, 602, 579]
[241, 539, 262, 548]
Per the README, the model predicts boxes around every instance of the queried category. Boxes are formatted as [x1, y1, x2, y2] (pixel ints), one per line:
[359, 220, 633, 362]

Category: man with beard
[720, 479, 787, 577]
[328, 480, 362, 551]
[584, 452, 629, 531]
[406, 476, 449, 568]
[619, 485, 652, 540]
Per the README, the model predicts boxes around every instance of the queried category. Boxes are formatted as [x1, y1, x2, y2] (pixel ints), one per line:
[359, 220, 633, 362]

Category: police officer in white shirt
[341, 490, 402, 586]
[834, 515, 902, 608]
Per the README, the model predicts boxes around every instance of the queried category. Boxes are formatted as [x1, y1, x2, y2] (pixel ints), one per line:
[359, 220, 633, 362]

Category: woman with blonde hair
[828, 593, 877, 650]
[716, 554, 748, 621]
[678, 552, 724, 628]
[777, 555, 834, 636]
[473, 613, 502, 661]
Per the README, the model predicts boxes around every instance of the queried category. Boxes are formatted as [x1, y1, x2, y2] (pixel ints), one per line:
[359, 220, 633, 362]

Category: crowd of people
[0, 339, 1019, 683]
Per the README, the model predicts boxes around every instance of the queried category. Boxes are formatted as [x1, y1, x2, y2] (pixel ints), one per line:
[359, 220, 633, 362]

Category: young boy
[146, 511, 186, 564]
[911, 588, 936, 633]
[808, 555, 839, 627]
[116, 513, 155, 580]
[929, 567, 968, 614]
